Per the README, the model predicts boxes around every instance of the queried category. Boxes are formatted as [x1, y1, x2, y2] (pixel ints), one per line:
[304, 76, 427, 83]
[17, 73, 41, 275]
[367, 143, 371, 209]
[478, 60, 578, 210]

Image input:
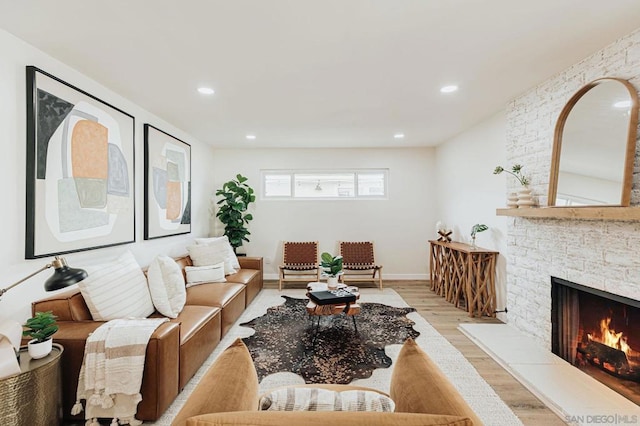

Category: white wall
[0, 29, 215, 322]
[209, 148, 436, 280]
[435, 111, 509, 319]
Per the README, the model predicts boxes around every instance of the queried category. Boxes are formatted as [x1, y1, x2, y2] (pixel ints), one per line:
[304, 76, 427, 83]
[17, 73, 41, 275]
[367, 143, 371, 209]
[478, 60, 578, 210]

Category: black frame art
[143, 124, 192, 240]
[25, 66, 136, 259]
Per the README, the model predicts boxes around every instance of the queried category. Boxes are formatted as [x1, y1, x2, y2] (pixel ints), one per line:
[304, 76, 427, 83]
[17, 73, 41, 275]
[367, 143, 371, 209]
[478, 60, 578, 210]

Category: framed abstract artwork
[143, 124, 191, 239]
[25, 66, 136, 259]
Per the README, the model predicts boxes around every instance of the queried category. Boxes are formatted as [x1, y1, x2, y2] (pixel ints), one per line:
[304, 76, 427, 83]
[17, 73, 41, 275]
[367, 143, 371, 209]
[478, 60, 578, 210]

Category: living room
[1, 2, 640, 425]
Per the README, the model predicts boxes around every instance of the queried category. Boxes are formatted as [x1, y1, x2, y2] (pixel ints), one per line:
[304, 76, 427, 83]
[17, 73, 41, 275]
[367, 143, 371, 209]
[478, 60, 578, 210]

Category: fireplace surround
[551, 276, 640, 405]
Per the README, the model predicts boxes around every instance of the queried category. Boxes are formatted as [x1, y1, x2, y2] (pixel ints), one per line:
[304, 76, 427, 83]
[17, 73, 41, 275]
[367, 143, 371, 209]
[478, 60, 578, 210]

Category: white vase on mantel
[517, 186, 535, 208]
[506, 192, 519, 208]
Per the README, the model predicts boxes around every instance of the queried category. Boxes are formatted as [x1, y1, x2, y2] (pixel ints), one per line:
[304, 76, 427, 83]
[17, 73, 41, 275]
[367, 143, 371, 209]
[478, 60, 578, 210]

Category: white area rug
[148, 288, 522, 425]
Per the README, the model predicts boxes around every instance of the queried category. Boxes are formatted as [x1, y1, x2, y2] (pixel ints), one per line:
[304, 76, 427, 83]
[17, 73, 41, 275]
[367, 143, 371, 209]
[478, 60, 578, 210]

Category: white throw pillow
[147, 255, 187, 318]
[185, 263, 226, 287]
[259, 388, 395, 412]
[187, 242, 236, 275]
[78, 251, 155, 321]
[195, 236, 241, 270]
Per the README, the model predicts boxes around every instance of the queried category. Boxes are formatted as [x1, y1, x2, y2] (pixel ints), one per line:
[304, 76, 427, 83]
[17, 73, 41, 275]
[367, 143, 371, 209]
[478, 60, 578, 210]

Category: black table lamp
[0, 256, 88, 299]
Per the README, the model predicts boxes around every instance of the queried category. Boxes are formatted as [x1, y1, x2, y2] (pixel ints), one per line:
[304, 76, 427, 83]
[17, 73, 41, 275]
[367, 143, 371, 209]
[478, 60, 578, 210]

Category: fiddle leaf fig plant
[493, 164, 530, 186]
[320, 252, 343, 278]
[23, 311, 58, 343]
[215, 174, 256, 252]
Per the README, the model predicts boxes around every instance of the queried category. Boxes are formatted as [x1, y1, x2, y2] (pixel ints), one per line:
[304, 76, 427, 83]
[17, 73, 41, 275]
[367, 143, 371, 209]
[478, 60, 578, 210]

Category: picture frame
[25, 66, 136, 259]
[144, 124, 191, 240]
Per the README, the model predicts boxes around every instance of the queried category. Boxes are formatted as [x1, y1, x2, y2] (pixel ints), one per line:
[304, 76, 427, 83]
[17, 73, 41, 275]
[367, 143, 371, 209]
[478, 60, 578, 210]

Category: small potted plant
[320, 252, 343, 289]
[470, 224, 488, 249]
[23, 311, 58, 359]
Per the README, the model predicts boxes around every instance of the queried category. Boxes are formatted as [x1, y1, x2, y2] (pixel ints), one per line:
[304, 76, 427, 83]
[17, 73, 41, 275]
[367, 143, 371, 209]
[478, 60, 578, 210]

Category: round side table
[0, 343, 63, 425]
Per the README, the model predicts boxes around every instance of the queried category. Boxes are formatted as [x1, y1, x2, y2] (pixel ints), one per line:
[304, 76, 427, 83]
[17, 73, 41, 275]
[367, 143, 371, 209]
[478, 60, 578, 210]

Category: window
[262, 169, 388, 200]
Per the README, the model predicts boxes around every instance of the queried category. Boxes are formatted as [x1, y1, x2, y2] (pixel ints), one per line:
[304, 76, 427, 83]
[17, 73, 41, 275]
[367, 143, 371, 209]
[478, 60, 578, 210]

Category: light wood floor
[268, 279, 567, 425]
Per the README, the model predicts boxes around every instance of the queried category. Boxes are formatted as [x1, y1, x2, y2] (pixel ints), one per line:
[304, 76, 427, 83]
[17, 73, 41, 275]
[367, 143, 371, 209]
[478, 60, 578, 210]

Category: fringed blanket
[72, 318, 168, 426]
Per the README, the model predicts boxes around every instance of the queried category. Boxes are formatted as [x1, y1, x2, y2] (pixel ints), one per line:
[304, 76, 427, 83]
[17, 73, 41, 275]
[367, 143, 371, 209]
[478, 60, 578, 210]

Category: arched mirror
[548, 78, 638, 206]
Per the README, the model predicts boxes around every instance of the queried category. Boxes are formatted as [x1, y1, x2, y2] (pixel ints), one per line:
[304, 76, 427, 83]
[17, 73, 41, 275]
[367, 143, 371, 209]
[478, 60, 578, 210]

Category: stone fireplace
[551, 276, 640, 405]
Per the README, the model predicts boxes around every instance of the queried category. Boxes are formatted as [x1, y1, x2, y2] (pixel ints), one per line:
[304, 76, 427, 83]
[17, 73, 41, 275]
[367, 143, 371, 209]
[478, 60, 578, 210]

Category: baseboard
[263, 273, 428, 281]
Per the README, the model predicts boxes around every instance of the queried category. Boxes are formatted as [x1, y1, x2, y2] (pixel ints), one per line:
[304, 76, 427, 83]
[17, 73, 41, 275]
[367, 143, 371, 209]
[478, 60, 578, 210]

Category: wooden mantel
[496, 206, 640, 221]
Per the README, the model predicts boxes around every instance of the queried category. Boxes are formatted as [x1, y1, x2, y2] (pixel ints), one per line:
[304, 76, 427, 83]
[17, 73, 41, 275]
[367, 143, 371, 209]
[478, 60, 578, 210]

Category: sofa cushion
[195, 236, 241, 270]
[188, 240, 236, 275]
[259, 387, 395, 412]
[225, 269, 260, 286]
[78, 251, 155, 321]
[185, 263, 226, 287]
[148, 255, 187, 318]
[161, 305, 221, 346]
[172, 339, 259, 426]
[390, 338, 483, 425]
[184, 411, 473, 425]
[185, 282, 245, 308]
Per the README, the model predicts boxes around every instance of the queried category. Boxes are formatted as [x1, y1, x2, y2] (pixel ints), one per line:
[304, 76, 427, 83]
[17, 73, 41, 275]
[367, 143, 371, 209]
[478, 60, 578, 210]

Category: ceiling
[1, 1, 640, 149]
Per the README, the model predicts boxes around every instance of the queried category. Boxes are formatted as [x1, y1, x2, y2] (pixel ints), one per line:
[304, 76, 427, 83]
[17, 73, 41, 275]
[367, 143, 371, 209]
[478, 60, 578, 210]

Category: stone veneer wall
[505, 28, 640, 347]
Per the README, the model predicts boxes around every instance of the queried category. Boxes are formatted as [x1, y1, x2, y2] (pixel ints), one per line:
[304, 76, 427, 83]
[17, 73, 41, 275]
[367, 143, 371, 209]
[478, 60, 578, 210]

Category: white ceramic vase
[517, 186, 535, 208]
[507, 192, 519, 208]
[28, 338, 52, 359]
[327, 276, 339, 289]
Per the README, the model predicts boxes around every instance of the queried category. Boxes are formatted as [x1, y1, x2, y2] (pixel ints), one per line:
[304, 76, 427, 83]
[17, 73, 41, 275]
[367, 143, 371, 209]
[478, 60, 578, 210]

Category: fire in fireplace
[551, 277, 640, 405]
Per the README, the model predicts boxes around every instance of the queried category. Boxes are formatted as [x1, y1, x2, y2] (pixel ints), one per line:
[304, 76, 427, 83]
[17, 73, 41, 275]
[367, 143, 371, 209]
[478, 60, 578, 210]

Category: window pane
[294, 173, 355, 198]
[264, 174, 291, 197]
[357, 172, 386, 196]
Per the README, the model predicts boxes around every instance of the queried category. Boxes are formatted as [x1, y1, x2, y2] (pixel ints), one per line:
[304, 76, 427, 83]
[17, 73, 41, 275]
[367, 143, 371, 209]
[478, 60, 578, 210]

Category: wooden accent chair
[278, 241, 320, 291]
[339, 241, 383, 290]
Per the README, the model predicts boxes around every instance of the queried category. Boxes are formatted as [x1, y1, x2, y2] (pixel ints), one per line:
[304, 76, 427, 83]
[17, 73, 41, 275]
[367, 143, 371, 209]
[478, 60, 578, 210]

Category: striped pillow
[259, 387, 395, 412]
[78, 251, 155, 321]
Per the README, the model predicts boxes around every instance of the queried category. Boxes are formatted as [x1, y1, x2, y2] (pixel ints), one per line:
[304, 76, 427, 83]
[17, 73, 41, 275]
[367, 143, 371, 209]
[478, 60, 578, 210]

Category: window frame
[261, 169, 389, 200]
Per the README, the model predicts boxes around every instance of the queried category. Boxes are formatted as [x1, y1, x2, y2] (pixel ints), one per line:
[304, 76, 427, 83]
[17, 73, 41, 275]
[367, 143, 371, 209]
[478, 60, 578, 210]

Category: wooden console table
[429, 240, 498, 317]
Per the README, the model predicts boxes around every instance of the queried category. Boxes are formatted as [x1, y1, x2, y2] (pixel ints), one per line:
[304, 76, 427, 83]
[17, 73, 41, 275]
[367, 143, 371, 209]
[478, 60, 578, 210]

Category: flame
[587, 317, 630, 355]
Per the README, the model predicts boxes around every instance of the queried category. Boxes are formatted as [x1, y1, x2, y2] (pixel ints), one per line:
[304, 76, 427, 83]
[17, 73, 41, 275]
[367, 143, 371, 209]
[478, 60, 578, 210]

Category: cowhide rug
[240, 296, 420, 384]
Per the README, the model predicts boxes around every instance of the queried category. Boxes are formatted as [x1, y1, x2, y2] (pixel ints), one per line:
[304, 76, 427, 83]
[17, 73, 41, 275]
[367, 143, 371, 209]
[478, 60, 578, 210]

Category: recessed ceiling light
[197, 87, 215, 95]
[613, 100, 631, 108]
[440, 85, 458, 93]
[246, 134, 256, 140]
[394, 133, 405, 139]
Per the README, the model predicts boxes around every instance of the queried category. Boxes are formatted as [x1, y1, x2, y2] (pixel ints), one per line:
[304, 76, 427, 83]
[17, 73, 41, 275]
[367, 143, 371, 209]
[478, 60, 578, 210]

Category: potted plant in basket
[23, 311, 58, 359]
[215, 174, 256, 254]
[320, 252, 343, 289]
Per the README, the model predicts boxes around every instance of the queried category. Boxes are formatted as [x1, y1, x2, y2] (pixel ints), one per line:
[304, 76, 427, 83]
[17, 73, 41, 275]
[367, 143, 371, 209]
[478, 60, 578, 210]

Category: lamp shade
[43, 257, 88, 291]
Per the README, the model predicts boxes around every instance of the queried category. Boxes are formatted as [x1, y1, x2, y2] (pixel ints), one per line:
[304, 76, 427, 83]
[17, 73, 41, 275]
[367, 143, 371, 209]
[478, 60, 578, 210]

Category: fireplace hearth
[552, 277, 640, 405]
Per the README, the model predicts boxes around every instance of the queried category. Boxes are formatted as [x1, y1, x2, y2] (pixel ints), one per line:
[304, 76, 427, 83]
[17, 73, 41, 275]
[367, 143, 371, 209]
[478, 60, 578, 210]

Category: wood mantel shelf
[496, 206, 640, 221]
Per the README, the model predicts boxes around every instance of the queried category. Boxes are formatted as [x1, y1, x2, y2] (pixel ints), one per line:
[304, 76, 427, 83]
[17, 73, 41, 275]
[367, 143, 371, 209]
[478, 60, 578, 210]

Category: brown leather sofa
[31, 255, 263, 422]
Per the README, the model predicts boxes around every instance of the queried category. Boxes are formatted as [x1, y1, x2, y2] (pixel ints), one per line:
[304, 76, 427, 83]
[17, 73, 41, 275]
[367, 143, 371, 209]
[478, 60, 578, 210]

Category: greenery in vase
[215, 174, 256, 252]
[23, 311, 58, 343]
[320, 252, 343, 278]
[470, 224, 489, 240]
[493, 164, 530, 186]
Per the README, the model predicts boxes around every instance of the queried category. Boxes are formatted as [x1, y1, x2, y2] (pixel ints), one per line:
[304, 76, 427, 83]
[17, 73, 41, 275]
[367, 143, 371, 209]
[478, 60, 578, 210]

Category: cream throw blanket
[72, 318, 169, 426]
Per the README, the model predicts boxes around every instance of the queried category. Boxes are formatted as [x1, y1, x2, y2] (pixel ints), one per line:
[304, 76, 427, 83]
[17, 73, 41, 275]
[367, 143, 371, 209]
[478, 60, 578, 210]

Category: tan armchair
[278, 241, 320, 291]
[340, 241, 383, 290]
